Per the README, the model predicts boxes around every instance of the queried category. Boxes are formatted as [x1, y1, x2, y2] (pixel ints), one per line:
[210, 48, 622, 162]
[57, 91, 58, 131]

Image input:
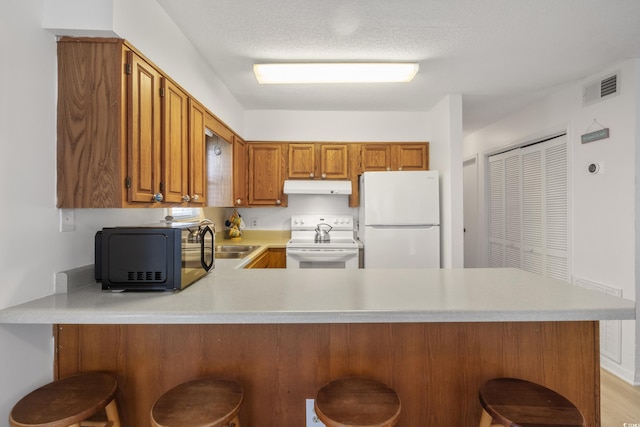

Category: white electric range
[286, 215, 359, 269]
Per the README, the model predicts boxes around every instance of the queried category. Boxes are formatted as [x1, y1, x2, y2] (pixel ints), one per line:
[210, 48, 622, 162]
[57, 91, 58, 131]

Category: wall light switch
[60, 208, 75, 232]
[306, 399, 325, 427]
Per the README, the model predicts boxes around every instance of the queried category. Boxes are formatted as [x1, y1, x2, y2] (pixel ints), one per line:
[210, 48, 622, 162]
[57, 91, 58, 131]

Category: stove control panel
[291, 215, 354, 230]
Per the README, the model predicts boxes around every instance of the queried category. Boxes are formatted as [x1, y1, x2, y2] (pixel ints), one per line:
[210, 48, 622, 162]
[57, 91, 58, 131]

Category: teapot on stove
[314, 223, 332, 243]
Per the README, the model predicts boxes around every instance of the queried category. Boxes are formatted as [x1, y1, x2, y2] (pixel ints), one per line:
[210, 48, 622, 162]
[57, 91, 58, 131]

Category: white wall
[463, 60, 639, 384]
[244, 110, 430, 142]
[237, 196, 356, 230]
[430, 95, 465, 268]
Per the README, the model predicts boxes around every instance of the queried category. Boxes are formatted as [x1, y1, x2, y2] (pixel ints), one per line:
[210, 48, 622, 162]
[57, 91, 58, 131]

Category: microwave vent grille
[127, 271, 164, 282]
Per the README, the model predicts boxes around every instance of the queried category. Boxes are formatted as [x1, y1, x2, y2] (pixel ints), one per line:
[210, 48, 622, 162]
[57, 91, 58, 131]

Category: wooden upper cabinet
[288, 143, 349, 179]
[161, 78, 189, 204]
[248, 143, 287, 207]
[393, 143, 429, 171]
[57, 37, 214, 208]
[361, 144, 392, 171]
[361, 143, 429, 172]
[319, 144, 349, 179]
[233, 135, 248, 207]
[128, 50, 162, 204]
[57, 38, 129, 207]
[188, 99, 207, 205]
[288, 144, 315, 179]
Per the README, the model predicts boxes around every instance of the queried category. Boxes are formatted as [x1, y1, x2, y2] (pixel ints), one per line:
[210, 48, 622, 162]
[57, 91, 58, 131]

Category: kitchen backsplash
[204, 194, 356, 231]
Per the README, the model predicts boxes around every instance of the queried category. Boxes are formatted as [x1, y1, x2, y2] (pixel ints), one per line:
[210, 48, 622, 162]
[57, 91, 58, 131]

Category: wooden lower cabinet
[269, 248, 286, 268]
[245, 250, 270, 268]
[245, 248, 286, 268]
[55, 321, 599, 427]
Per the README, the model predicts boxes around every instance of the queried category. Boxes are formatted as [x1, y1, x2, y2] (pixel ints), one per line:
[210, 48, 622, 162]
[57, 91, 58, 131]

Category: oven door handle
[286, 248, 358, 262]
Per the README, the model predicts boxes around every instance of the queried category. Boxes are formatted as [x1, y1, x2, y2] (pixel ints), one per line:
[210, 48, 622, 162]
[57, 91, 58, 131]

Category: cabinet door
[319, 144, 349, 179]
[188, 99, 207, 205]
[248, 143, 286, 206]
[361, 144, 392, 171]
[269, 248, 287, 268]
[161, 78, 189, 204]
[393, 143, 429, 170]
[128, 52, 162, 204]
[233, 135, 248, 207]
[288, 144, 316, 179]
[245, 250, 271, 268]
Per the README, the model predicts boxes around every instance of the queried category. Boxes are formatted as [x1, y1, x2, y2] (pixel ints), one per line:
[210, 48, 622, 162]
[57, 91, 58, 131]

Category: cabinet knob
[191, 194, 200, 202]
[386, 167, 391, 171]
[152, 193, 164, 203]
[236, 198, 242, 205]
[309, 172, 314, 178]
[398, 167, 403, 171]
[182, 194, 191, 202]
[276, 199, 281, 205]
[321, 173, 327, 179]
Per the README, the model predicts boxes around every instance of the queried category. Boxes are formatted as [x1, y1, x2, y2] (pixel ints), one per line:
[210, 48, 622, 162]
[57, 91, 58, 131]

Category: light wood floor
[601, 369, 640, 427]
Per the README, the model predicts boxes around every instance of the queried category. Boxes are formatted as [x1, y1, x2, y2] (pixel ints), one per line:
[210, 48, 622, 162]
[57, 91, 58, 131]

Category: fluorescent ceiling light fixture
[253, 63, 419, 84]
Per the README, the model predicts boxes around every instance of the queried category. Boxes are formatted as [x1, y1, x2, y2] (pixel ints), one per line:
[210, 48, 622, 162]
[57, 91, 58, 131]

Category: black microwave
[95, 221, 214, 291]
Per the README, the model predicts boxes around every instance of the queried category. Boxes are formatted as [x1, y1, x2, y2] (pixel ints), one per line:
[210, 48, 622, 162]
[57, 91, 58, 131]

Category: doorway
[463, 156, 480, 267]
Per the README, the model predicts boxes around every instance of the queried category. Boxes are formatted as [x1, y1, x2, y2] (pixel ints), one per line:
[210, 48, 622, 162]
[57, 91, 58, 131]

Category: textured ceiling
[157, 0, 640, 134]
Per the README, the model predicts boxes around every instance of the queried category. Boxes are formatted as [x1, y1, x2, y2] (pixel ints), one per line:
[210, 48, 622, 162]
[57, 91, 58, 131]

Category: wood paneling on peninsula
[55, 321, 599, 427]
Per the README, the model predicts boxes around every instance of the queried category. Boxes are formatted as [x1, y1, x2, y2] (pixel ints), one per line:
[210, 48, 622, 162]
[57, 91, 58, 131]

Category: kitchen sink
[214, 245, 259, 259]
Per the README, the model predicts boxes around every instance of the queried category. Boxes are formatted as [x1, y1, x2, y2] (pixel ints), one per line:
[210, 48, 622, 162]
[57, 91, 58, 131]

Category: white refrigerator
[359, 171, 440, 268]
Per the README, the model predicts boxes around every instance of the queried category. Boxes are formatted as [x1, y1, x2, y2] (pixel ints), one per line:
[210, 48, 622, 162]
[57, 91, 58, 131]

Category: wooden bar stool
[478, 378, 585, 427]
[314, 377, 401, 427]
[9, 372, 121, 427]
[150, 377, 243, 427]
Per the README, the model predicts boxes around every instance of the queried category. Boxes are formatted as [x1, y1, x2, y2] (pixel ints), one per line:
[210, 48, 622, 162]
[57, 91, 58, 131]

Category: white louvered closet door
[488, 135, 568, 281]
[521, 146, 544, 275]
[543, 138, 569, 281]
[488, 155, 504, 267]
[488, 149, 521, 268]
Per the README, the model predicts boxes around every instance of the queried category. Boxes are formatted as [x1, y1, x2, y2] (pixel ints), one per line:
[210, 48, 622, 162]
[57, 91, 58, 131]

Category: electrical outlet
[306, 399, 325, 427]
[59, 208, 75, 232]
[251, 217, 258, 228]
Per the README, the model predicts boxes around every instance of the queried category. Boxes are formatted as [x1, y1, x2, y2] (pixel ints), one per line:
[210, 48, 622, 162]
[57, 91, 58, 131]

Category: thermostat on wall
[588, 162, 604, 174]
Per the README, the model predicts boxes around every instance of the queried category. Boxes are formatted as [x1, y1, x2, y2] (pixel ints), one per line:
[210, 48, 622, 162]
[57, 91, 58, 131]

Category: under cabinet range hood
[283, 180, 352, 195]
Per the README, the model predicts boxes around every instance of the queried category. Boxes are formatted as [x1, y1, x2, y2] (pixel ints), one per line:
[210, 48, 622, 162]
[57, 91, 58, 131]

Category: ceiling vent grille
[583, 71, 620, 106]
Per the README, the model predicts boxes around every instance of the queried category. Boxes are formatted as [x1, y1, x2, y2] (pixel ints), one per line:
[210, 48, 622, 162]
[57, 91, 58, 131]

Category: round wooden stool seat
[478, 378, 585, 427]
[315, 377, 401, 427]
[9, 372, 121, 427]
[150, 377, 243, 427]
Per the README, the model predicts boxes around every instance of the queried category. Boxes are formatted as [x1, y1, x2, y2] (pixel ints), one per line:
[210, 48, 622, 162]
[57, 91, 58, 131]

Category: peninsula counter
[0, 268, 634, 426]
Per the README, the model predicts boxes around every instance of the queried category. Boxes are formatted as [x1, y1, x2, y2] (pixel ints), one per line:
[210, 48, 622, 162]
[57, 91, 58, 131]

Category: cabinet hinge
[125, 177, 131, 188]
[125, 63, 132, 75]
[160, 87, 165, 97]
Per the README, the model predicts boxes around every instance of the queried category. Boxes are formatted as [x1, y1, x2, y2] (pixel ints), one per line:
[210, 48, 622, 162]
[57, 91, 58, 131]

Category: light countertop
[213, 230, 291, 269]
[0, 267, 634, 324]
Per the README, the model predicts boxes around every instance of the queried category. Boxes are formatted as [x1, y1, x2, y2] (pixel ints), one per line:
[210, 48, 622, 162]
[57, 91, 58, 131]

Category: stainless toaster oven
[95, 220, 214, 291]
